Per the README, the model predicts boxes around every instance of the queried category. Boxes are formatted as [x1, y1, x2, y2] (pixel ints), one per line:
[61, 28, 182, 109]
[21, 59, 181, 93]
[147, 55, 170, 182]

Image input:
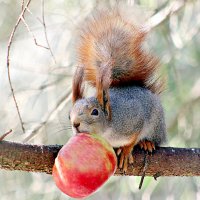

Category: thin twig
[21, 0, 25, 10]
[41, 0, 56, 63]
[6, 0, 32, 133]
[147, 0, 186, 29]
[0, 130, 12, 141]
[21, 16, 49, 49]
[23, 0, 56, 63]
[23, 89, 72, 142]
[153, 172, 161, 180]
[139, 152, 149, 190]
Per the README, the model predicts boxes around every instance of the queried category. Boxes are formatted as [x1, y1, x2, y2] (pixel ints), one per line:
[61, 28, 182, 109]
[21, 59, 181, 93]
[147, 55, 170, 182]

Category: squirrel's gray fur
[70, 86, 166, 148]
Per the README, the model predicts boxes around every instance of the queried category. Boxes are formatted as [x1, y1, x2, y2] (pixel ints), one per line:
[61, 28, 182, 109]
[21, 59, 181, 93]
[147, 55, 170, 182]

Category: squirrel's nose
[73, 122, 80, 128]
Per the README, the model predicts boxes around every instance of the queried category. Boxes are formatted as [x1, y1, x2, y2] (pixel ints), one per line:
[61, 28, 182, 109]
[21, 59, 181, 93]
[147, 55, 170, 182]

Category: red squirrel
[70, 8, 166, 172]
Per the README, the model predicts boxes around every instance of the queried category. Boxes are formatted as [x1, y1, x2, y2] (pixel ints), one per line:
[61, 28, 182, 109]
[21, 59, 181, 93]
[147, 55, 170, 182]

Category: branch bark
[0, 141, 199, 176]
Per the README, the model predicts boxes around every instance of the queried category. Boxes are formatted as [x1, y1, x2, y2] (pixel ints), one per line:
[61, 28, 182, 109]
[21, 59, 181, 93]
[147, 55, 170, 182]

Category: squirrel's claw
[119, 152, 127, 172]
[116, 148, 122, 155]
[118, 145, 134, 174]
[129, 154, 134, 164]
[139, 140, 155, 153]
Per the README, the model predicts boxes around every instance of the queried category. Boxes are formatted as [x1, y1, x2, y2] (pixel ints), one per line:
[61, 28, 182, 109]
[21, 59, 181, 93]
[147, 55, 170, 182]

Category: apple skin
[52, 133, 117, 198]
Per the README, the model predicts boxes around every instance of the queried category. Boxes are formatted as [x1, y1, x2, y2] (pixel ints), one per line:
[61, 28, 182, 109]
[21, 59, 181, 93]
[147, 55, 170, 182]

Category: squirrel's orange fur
[72, 8, 163, 119]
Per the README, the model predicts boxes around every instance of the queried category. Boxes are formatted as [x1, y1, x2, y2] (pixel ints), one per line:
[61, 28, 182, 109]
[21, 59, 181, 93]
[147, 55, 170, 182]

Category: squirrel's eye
[91, 109, 99, 116]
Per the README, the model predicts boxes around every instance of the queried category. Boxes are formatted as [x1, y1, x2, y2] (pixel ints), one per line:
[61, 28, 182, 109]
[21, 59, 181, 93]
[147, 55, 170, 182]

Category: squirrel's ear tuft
[72, 66, 85, 104]
[103, 90, 112, 121]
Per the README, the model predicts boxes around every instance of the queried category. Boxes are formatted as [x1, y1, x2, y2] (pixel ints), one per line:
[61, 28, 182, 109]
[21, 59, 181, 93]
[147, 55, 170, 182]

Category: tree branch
[7, 0, 32, 134]
[0, 141, 199, 176]
[147, 0, 185, 29]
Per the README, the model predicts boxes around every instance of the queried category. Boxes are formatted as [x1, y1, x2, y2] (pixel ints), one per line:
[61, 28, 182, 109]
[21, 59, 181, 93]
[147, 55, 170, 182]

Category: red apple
[52, 133, 117, 198]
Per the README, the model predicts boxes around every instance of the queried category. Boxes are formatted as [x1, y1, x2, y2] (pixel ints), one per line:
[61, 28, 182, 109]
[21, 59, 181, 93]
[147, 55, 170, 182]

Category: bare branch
[6, 0, 32, 133]
[41, 0, 56, 63]
[23, 88, 72, 142]
[147, 0, 185, 29]
[0, 141, 199, 176]
[21, 0, 25, 11]
[21, 17, 49, 49]
[0, 130, 12, 141]
[7, 0, 57, 133]
[23, 0, 56, 62]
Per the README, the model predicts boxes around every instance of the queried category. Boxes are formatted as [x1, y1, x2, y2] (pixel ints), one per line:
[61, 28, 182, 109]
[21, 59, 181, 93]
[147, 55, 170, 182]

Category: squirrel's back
[76, 8, 163, 94]
[107, 86, 166, 146]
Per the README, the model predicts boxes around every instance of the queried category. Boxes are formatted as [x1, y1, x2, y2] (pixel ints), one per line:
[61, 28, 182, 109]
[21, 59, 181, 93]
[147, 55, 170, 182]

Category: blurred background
[0, 0, 200, 199]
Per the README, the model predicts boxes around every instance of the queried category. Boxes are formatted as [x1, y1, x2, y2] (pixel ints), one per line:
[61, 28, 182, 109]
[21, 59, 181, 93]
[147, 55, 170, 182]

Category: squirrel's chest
[101, 128, 133, 148]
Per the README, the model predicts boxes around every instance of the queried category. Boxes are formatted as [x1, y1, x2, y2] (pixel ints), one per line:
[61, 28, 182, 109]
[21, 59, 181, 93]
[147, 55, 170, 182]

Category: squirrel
[70, 8, 166, 173]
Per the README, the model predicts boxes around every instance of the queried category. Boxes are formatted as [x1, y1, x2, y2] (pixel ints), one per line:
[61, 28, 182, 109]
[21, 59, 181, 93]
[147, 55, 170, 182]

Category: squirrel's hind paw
[118, 145, 134, 174]
[138, 140, 155, 153]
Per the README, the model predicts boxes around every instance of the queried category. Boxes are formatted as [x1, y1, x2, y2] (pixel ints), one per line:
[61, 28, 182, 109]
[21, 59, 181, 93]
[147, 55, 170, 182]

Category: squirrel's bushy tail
[73, 6, 165, 117]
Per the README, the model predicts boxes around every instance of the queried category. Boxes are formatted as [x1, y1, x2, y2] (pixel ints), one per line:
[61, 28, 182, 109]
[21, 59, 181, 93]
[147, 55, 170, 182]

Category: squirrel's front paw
[117, 145, 134, 174]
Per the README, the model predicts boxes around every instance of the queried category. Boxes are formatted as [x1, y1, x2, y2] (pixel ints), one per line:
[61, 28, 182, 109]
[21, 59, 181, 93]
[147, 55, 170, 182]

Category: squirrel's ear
[72, 66, 84, 104]
[96, 63, 112, 120]
[96, 84, 111, 120]
[103, 90, 112, 120]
